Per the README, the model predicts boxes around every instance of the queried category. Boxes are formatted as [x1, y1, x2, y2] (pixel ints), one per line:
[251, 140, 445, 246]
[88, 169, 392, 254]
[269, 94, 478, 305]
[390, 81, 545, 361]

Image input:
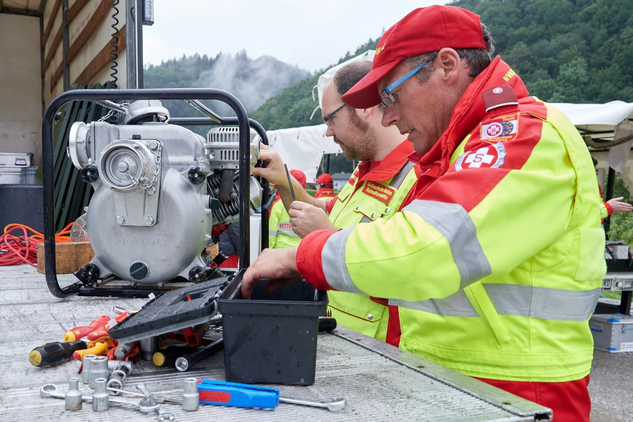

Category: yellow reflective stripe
[402, 200, 491, 289]
[390, 285, 601, 321]
[322, 227, 365, 295]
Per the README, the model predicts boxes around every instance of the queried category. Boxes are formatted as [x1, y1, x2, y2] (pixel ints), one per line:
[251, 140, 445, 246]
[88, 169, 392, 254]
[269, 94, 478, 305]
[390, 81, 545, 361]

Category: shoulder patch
[481, 112, 519, 143]
[482, 85, 518, 112]
[455, 143, 506, 171]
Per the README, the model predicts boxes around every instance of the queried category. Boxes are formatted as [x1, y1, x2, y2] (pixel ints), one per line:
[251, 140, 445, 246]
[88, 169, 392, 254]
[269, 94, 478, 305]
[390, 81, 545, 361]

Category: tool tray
[108, 275, 234, 343]
[218, 277, 328, 386]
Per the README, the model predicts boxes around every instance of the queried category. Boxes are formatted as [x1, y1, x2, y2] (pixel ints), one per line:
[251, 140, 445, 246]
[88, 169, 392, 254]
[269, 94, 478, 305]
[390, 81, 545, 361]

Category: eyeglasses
[323, 104, 346, 127]
[380, 55, 437, 108]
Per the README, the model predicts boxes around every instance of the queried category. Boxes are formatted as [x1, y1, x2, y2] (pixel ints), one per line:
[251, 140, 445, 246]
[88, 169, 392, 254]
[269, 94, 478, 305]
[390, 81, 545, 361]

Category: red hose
[0, 223, 74, 267]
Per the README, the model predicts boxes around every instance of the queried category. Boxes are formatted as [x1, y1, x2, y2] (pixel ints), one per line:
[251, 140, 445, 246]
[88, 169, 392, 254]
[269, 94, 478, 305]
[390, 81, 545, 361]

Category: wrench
[279, 397, 348, 412]
[40, 383, 163, 412]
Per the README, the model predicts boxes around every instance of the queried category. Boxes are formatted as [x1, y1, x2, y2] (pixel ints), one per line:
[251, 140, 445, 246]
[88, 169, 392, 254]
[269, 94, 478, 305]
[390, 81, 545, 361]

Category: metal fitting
[140, 337, 158, 361]
[81, 354, 97, 384]
[116, 215, 125, 224]
[107, 361, 133, 393]
[182, 378, 199, 411]
[92, 378, 110, 412]
[89, 356, 110, 389]
[65, 378, 82, 411]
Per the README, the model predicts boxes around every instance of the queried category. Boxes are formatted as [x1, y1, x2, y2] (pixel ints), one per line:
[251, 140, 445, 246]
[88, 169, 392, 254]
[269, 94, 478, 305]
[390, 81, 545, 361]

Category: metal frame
[42, 88, 265, 298]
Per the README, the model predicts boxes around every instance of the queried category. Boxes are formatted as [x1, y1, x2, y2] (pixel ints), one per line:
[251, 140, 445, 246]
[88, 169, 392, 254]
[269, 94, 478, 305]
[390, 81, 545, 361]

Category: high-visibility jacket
[315, 188, 336, 201]
[326, 141, 419, 342]
[268, 197, 301, 249]
[297, 57, 605, 382]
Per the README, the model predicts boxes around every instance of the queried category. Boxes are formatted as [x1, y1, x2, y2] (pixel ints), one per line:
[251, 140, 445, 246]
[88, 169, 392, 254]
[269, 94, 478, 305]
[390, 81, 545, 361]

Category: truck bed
[1, 265, 555, 421]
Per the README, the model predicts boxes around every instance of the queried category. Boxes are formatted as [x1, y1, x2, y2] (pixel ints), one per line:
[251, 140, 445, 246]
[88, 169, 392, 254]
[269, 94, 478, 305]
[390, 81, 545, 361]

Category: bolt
[231, 192, 238, 199]
[145, 216, 155, 225]
[149, 141, 158, 150]
[117, 162, 129, 172]
[116, 216, 125, 224]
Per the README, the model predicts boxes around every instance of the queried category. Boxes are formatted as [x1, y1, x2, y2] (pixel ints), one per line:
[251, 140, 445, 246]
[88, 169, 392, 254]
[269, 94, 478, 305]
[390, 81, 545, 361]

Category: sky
[143, 0, 446, 73]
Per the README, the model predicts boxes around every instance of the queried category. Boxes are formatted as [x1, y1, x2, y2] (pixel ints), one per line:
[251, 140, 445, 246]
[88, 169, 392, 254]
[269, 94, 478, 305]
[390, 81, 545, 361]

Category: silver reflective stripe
[389, 160, 416, 188]
[359, 216, 372, 223]
[321, 227, 364, 294]
[402, 200, 491, 289]
[391, 285, 601, 321]
[276, 231, 299, 238]
[486, 285, 602, 321]
[390, 290, 477, 317]
[269, 230, 277, 236]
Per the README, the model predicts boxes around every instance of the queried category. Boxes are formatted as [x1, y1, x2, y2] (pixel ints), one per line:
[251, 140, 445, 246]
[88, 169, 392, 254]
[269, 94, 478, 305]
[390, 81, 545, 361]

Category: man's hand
[241, 247, 302, 299]
[607, 197, 633, 213]
[289, 201, 337, 238]
[250, 149, 288, 187]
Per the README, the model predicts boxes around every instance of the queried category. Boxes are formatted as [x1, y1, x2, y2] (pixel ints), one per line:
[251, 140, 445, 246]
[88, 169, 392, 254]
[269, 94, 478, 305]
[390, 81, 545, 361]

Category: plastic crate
[589, 314, 633, 352]
[218, 278, 328, 386]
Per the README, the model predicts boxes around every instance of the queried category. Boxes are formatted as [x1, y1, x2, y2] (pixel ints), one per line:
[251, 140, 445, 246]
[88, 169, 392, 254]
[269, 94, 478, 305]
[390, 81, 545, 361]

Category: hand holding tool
[284, 164, 296, 201]
[29, 339, 87, 367]
[63, 315, 110, 342]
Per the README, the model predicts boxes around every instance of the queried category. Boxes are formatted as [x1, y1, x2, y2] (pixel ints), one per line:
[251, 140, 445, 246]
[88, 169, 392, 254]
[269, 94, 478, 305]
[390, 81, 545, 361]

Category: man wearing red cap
[243, 6, 605, 419]
[253, 61, 418, 342]
[314, 173, 335, 201]
[268, 169, 306, 249]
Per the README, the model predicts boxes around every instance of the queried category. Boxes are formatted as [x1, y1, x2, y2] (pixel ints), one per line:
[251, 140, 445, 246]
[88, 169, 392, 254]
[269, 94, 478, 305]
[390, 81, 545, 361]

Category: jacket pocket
[575, 228, 606, 281]
[464, 282, 512, 347]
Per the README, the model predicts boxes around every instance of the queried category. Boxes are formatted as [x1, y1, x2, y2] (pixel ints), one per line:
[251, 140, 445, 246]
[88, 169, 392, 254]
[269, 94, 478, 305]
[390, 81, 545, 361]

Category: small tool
[198, 379, 347, 412]
[153, 346, 197, 368]
[175, 338, 223, 372]
[284, 164, 296, 201]
[63, 315, 110, 342]
[29, 339, 87, 367]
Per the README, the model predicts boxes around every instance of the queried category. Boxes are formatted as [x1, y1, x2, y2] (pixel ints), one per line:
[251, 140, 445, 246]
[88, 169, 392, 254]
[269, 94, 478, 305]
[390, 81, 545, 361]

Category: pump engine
[67, 100, 260, 285]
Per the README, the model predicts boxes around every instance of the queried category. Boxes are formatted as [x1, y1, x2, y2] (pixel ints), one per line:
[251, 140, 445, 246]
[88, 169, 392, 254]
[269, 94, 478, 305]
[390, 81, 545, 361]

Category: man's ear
[436, 48, 463, 85]
[358, 105, 376, 119]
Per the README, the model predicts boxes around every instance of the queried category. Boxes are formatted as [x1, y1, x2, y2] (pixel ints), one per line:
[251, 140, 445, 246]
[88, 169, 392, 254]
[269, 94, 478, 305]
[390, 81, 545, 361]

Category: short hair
[403, 22, 495, 82]
[333, 61, 373, 96]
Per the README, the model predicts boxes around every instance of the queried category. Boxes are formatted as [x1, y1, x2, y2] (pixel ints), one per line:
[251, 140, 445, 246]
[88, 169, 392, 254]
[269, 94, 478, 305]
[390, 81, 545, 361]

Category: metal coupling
[182, 378, 199, 411]
[139, 337, 158, 361]
[89, 356, 110, 388]
[81, 354, 97, 384]
[107, 361, 133, 393]
[65, 378, 82, 411]
[92, 378, 110, 412]
[113, 342, 135, 360]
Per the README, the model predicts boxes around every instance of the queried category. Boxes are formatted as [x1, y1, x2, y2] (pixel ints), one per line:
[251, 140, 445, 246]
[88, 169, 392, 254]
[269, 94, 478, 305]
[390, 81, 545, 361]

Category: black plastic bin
[217, 277, 328, 386]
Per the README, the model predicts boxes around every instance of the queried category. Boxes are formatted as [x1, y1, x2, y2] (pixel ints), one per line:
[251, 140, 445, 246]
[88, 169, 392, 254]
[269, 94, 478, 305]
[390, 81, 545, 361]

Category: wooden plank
[41, 0, 61, 47]
[74, 24, 126, 87]
[66, 0, 88, 24]
[36, 242, 94, 274]
[42, 23, 62, 75]
[65, 0, 116, 66]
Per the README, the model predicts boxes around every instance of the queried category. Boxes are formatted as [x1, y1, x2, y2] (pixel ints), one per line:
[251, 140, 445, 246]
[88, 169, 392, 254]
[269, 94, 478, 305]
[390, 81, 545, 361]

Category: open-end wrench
[108, 387, 183, 404]
[279, 397, 348, 412]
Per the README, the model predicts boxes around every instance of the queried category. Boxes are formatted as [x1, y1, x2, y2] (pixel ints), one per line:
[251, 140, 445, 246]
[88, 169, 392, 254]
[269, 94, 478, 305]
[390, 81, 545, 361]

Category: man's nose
[381, 105, 400, 128]
[325, 125, 334, 137]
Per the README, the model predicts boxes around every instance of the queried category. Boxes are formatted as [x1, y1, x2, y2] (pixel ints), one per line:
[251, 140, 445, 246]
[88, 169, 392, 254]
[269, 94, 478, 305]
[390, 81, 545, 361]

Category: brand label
[620, 342, 633, 351]
[114, 237, 166, 246]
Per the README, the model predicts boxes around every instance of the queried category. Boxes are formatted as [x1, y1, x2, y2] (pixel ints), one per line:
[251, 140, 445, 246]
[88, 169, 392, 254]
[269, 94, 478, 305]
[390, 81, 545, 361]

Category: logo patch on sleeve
[362, 182, 395, 204]
[455, 143, 506, 171]
[481, 114, 519, 142]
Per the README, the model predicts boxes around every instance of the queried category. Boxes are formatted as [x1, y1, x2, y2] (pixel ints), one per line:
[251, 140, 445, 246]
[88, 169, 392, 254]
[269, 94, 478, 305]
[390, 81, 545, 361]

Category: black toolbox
[218, 276, 328, 386]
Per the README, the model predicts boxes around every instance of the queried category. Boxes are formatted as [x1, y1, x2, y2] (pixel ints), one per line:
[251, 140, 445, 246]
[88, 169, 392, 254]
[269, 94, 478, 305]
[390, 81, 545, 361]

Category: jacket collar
[359, 140, 415, 183]
[418, 57, 529, 172]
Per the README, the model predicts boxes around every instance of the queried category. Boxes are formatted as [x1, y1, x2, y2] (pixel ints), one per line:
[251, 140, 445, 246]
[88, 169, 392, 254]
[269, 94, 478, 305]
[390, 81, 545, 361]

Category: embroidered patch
[455, 143, 506, 171]
[278, 222, 292, 231]
[361, 182, 395, 204]
[481, 114, 519, 142]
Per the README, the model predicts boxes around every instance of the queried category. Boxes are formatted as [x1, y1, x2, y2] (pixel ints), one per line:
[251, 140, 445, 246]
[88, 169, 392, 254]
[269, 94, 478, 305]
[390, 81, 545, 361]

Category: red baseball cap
[289, 169, 307, 188]
[315, 173, 333, 187]
[342, 6, 485, 109]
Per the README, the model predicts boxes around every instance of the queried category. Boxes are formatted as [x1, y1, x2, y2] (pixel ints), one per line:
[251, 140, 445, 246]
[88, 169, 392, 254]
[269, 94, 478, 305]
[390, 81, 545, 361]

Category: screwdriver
[152, 346, 197, 368]
[29, 339, 87, 368]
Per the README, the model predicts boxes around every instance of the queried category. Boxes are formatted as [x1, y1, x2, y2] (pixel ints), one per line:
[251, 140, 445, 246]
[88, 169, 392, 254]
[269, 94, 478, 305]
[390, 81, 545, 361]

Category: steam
[197, 50, 310, 115]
